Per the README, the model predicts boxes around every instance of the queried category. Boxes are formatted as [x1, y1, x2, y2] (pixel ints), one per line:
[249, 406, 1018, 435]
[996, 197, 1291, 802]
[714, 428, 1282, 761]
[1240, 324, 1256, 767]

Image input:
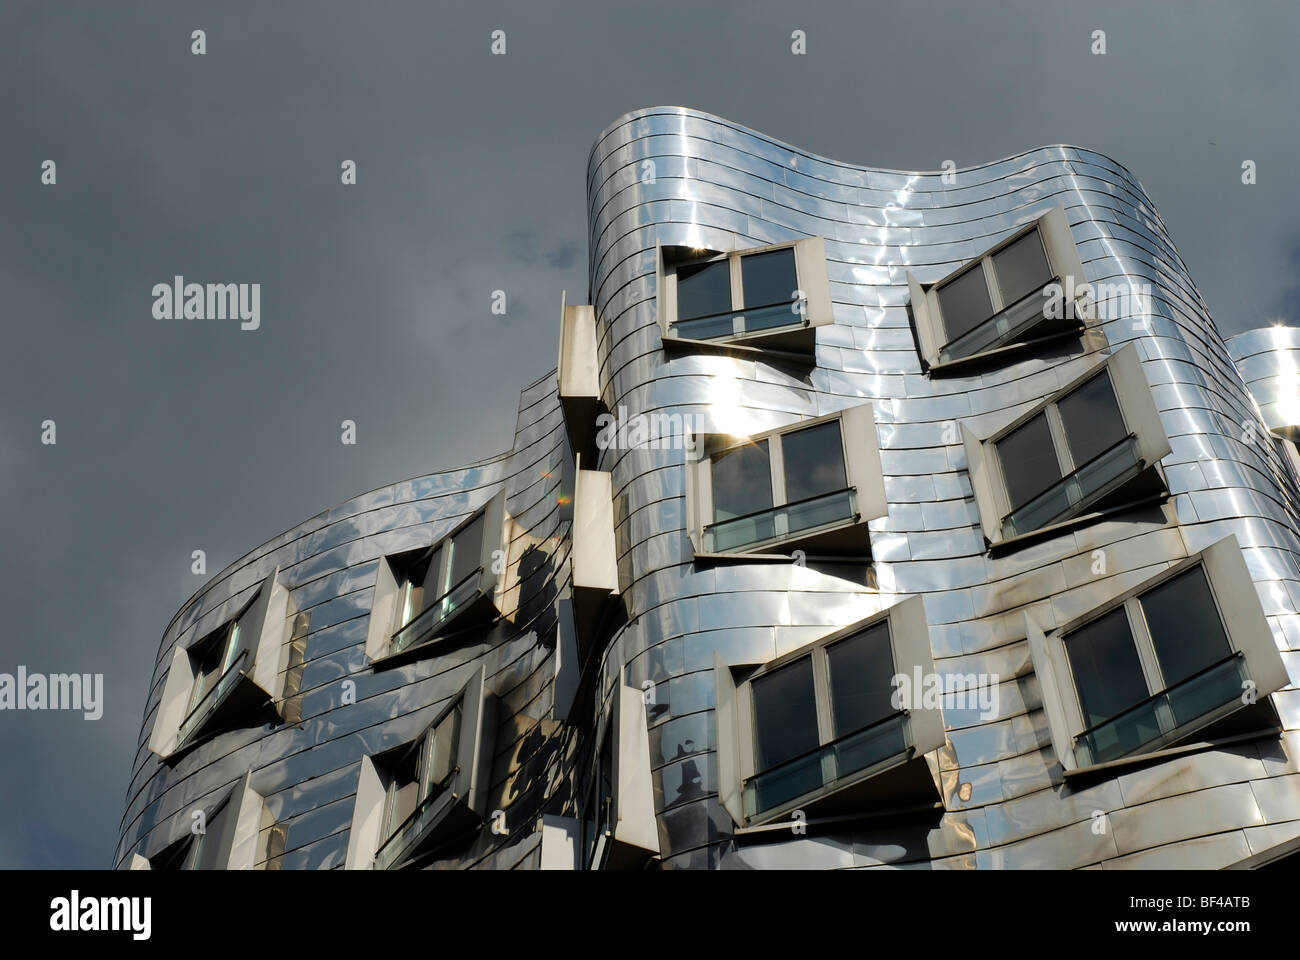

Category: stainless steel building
[117, 107, 1300, 870]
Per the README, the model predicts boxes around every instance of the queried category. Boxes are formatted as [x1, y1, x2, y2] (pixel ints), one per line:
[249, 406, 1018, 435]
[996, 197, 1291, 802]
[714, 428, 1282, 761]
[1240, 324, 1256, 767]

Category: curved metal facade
[119, 107, 1300, 870]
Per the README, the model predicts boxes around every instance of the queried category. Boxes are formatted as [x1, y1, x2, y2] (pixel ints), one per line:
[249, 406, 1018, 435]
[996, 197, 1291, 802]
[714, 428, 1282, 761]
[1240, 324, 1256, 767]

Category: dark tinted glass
[449, 514, 484, 587]
[1057, 371, 1127, 468]
[752, 656, 820, 772]
[711, 439, 773, 521]
[782, 421, 847, 503]
[425, 703, 462, 792]
[676, 258, 731, 320]
[417, 545, 443, 604]
[740, 248, 799, 308]
[936, 265, 994, 340]
[827, 622, 896, 736]
[1140, 565, 1233, 687]
[1065, 607, 1148, 727]
[996, 412, 1062, 510]
[991, 229, 1053, 305]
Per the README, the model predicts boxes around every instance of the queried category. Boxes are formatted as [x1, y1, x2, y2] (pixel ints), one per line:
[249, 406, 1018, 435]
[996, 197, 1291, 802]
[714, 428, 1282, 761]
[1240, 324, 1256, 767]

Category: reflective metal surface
[119, 107, 1300, 869]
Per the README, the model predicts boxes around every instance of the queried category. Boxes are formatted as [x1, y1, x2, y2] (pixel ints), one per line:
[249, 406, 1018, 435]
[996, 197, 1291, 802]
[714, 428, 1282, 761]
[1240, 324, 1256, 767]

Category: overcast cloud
[0, 0, 1296, 868]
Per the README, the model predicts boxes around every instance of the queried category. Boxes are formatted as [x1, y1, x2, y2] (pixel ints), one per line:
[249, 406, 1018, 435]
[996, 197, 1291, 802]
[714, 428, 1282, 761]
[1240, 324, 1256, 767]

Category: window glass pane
[416, 546, 443, 610]
[996, 412, 1062, 510]
[781, 421, 847, 503]
[448, 514, 485, 589]
[739, 248, 798, 309]
[1140, 565, 1233, 688]
[676, 258, 731, 320]
[991, 229, 1053, 305]
[826, 622, 896, 736]
[1056, 371, 1127, 469]
[752, 656, 820, 772]
[711, 439, 773, 522]
[1065, 607, 1149, 727]
[425, 703, 462, 794]
[936, 264, 994, 341]
[385, 747, 421, 834]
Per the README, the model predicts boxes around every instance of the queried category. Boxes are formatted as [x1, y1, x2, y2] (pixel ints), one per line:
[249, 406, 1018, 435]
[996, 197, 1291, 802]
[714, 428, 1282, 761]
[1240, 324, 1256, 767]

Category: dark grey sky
[1, 0, 1296, 868]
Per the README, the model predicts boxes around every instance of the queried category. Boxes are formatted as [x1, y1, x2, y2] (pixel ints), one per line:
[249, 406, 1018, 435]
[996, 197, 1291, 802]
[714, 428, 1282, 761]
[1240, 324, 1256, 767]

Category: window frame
[346, 664, 497, 869]
[579, 675, 659, 870]
[658, 236, 833, 356]
[962, 343, 1171, 550]
[714, 595, 944, 829]
[149, 568, 289, 759]
[132, 772, 267, 870]
[907, 205, 1091, 371]
[1027, 534, 1290, 776]
[365, 491, 510, 665]
[685, 404, 887, 561]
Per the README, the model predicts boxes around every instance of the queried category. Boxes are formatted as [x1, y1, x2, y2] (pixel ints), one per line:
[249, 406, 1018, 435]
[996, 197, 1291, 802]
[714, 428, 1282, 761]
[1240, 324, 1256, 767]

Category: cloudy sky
[1, 0, 1296, 868]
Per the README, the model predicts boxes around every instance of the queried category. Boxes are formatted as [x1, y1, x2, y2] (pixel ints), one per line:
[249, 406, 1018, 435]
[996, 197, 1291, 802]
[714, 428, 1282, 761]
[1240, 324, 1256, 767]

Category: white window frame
[658, 236, 833, 356]
[345, 664, 497, 869]
[149, 568, 290, 759]
[557, 292, 602, 462]
[132, 772, 267, 870]
[685, 403, 886, 560]
[908, 205, 1091, 371]
[365, 492, 510, 664]
[581, 673, 659, 870]
[713, 595, 944, 829]
[962, 342, 1171, 550]
[1027, 534, 1290, 776]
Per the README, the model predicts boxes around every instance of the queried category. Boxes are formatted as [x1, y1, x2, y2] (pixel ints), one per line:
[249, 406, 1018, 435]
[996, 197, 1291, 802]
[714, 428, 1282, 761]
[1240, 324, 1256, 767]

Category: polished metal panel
[120, 107, 1300, 870]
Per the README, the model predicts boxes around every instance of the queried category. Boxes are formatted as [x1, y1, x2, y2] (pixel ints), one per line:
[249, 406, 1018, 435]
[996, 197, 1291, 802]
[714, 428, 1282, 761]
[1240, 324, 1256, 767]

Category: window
[132, 773, 267, 870]
[365, 492, 510, 664]
[1028, 535, 1289, 774]
[962, 343, 1171, 549]
[685, 404, 886, 559]
[344, 665, 497, 869]
[578, 677, 659, 869]
[374, 701, 464, 870]
[149, 569, 289, 759]
[557, 295, 602, 463]
[714, 596, 945, 828]
[570, 461, 620, 661]
[908, 205, 1091, 371]
[658, 237, 834, 355]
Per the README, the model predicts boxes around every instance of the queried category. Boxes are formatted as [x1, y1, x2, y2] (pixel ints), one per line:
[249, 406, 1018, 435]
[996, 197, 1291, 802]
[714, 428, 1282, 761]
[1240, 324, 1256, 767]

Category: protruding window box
[686, 404, 886, 561]
[570, 459, 620, 659]
[367, 492, 510, 666]
[558, 294, 602, 463]
[714, 596, 944, 829]
[347, 665, 497, 870]
[582, 677, 660, 869]
[1028, 535, 1289, 776]
[131, 772, 267, 870]
[963, 343, 1171, 552]
[149, 569, 290, 759]
[659, 237, 834, 359]
[909, 205, 1091, 373]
